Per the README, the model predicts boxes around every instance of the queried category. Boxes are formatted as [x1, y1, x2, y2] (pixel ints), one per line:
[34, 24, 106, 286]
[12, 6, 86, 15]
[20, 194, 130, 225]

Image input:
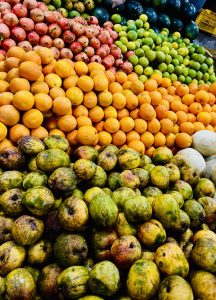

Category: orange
[0, 92, 13, 106]
[52, 97, 72, 115]
[105, 70, 115, 83]
[57, 115, 77, 132]
[126, 131, 140, 143]
[155, 105, 168, 120]
[73, 105, 88, 118]
[88, 62, 105, 73]
[67, 130, 78, 146]
[22, 109, 43, 129]
[118, 108, 129, 120]
[12, 90, 34, 111]
[182, 94, 195, 106]
[189, 82, 198, 94]
[55, 59, 75, 78]
[208, 93, 216, 105]
[98, 131, 112, 146]
[130, 108, 140, 120]
[154, 132, 166, 147]
[151, 73, 162, 85]
[0, 80, 9, 93]
[199, 83, 209, 92]
[166, 111, 177, 123]
[22, 51, 41, 65]
[98, 91, 113, 107]
[160, 78, 171, 88]
[127, 73, 138, 82]
[36, 47, 54, 64]
[172, 124, 179, 134]
[179, 122, 194, 135]
[112, 130, 127, 147]
[139, 103, 156, 121]
[89, 106, 104, 123]
[170, 100, 183, 112]
[175, 133, 192, 148]
[128, 139, 145, 153]
[49, 129, 65, 137]
[205, 124, 214, 131]
[45, 73, 62, 88]
[187, 113, 196, 123]
[176, 84, 189, 97]
[189, 102, 202, 115]
[173, 80, 181, 88]
[120, 117, 135, 133]
[0, 122, 7, 142]
[31, 126, 48, 140]
[104, 118, 120, 133]
[77, 75, 94, 92]
[77, 125, 98, 146]
[34, 93, 52, 112]
[49, 87, 65, 99]
[130, 80, 144, 94]
[77, 116, 92, 128]
[145, 146, 155, 158]
[144, 79, 158, 92]
[4, 57, 21, 72]
[210, 112, 216, 126]
[74, 61, 88, 76]
[147, 118, 161, 134]
[44, 117, 58, 131]
[0, 138, 14, 152]
[167, 86, 176, 96]
[138, 91, 151, 105]
[83, 91, 97, 108]
[90, 69, 105, 78]
[149, 91, 162, 106]
[202, 103, 211, 112]
[182, 104, 189, 113]
[63, 75, 78, 90]
[176, 111, 188, 125]
[112, 93, 126, 110]
[195, 90, 209, 104]
[115, 71, 128, 84]
[9, 124, 30, 142]
[7, 46, 25, 60]
[157, 87, 168, 97]
[95, 121, 104, 132]
[104, 106, 117, 119]
[19, 61, 42, 81]
[165, 133, 176, 148]
[6, 68, 19, 82]
[209, 82, 216, 95]
[10, 78, 30, 94]
[211, 104, 216, 112]
[126, 93, 139, 111]
[0, 103, 20, 127]
[31, 81, 49, 95]
[122, 81, 132, 90]
[66, 86, 83, 105]
[197, 111, 212, 125]
[93, 75, 109, 92]
[134, 118, 147, 134]
[163, 94, 173, 104]
[109, 81, 123, 93]
[141, 131, 154, 147]
[42, 59, 56, 75]
[160, 119, 173, 135]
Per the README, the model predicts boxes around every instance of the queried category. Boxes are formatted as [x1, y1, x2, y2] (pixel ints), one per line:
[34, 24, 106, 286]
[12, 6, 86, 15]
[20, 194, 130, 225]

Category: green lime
[139, 57, 149, 68]
[111, 14, 122, 24]
[118, 31, 127, 37]
[134, 65, 144, 75]
[155, 37, 162, 45]
[183, 38, 190, 45]
[196, 46, 205, 55]
[142, 37, 154, 47]
[183, 67, 189, 77]
[183, 58, 190, 66]
[208, 66, 214, 75]
[144, 22, 150, 30]
[115, 41, 122, 47]
[135, 48, 145, 57]
[169, 49, 178, 58]
[192, 79, 198, 84]
[47, 5, 55, 11]
[191, 61, 200, 71]
[173, 32, 181, 38]
[139, 14, 148, 22]
[170, 73, 177, 81]
[128, 55, 139, 66]
[201, 63, 208, 73]
[189, 47, 195, 54]
[153, 70, 162, 76]
[53, 0, 62, 9]
[139, 75, 148, 83]
[177, 47, 189, 57]
[135, 19, 144, 28]
[162, 72, 170, 78]
[188, 69, 196, 79]
[172, 59, 179, 66]
[167, 64, 174, 73]
[209, 75, 216, 83]
[127, 30, 138, 41]
[144, 66, 153, 76]
[122, 26, 127, 31]
[120, 37, 128, 45]
[126, 42, 136, 51]
[149, 32, 157, 41]
[114, 24, 122, 33]
[185, 76, 192, 84]
[179, 75, 185, 83]
[137, 28, 145, 38]
[156, 51, 165, 63]
[158, 63, 167, 72]
[142, 45, 150, 52]
[203, 73, 210, 81]
[164, 54, 172, 64]
[198, 80, 204, 85]
[196, 54, 205, 64]
[68, 10, 80, 17]
[119, 44, 128, 54]
[135, 41, 141, 48]
[176, 55, 183, 63]
[127, 24, 137, 31]
[196, 71, 203, 80]
[145, 50, 156, 62]
[160, 46, 169, 54]
[174, 66, 183, 75]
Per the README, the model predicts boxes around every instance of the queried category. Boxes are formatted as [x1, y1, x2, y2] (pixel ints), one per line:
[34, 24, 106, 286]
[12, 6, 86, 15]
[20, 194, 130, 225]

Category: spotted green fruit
[89, 261, 120, 297]
[84, 187, 105, 206]
[0, 215, 13, 244]
[127, 259, 160, 300]
[0, 171, 24, 193]
[142, 186, 162, 198]
[89, 194, 118, 229]
[36, 149, 70, 173]
[158, 275, 193, 300]
[12, 215, 44, 246]
[88, 165, 107, 188]
[139, 154, 152, 167]
[183, 200, 205, 228]
[74, 145, 98, 161]
[167, 191, 184, 208]
[79, 296, 104, 300]
[112, 187, 136, 212]
[5, 268, 36, 300]
[43, 135, 69, 151]
[22, 186, 54, 216]
[118, 148, 140, 170]
[0, 241, 26, 276]
[27, 239, 52, 265]
[92, 228, 117, 261]
[165, 163, 180, 183]
[197, 196, 216, 224]
[173, 210, 190, 233]
[150, 166, 169, 190]
[107, 172, 121, 191]
[116, 213, 137, 237]
[138, 219, 166, 248]
[0, 276, 5, 299]
[0, 189, 24, 217]
[18, 136, 45, 155]
[97, 150, 117, 171]
[28, 157, 38, 171]
[180, 165, 199, 186]
[194, 178, 216, 198]
[190, 270, 216, 300]
[119, 170, 140, 189]
[124, 196, 152, 224]
[173, 180, 193, 200]
[23, 267, 39, 284]
[170, 155, 188, 168]
[152, 147, 173, 165]
[155, 243, 189, 277]
[132, 168, 149, 188]
[74, 159, 97, 180]
[0, 147, 26, 170]
[23, 171, 48, 189]
[57, 266, 89, 299]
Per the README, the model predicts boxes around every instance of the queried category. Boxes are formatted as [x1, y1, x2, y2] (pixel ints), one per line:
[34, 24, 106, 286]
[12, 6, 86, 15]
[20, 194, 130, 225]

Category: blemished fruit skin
[190, 270, 216, 300]
[36, 149, 70, 172]
[18, 136, 45, 155]
[43, 135, 69, 152]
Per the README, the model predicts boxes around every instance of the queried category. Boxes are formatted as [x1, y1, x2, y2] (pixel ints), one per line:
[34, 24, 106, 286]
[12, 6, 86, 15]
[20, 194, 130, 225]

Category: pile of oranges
[0, 46, 216, 156]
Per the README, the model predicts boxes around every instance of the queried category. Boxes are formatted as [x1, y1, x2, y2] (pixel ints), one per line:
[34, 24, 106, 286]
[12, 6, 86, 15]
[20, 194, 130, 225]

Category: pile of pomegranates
[0, 0, 133, 72]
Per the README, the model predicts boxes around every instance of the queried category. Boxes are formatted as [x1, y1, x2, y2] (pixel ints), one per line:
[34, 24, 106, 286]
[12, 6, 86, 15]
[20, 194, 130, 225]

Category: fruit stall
[0, 0, 216, 299]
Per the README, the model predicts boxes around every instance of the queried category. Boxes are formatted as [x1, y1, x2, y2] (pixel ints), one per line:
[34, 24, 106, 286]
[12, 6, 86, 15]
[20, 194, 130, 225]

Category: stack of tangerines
[0, 46, 216, 156]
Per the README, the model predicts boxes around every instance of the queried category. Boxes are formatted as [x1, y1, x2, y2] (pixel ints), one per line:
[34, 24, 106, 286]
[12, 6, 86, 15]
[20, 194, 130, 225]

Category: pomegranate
[11, 26, 26, 42]
[110, 30, 118, 40]
[85, 26, 96, 39]
[72, 22, 85, 36]
[37, 2, 48, 11]
[0, 49, 6, 57]
[0, 2, 11, 13]
[52, 11, 62, 22]
[115, 58, 124, 68]
[74, 16, 86, 25]
[98, 30, 111, 44]
[75, 52, 89, 63]
[50, 46, 60, 59]
[1, 38, 16, 51]
[1, 9, 12, 17]
[48, 23, 61, 38]
[23, 0, 38, 9]
[125, 51, 135, 59]
[34, 22, 48, 35]
[7, 0, 20, 5]
[2, 13, 18, 27]
[30, 8, 44, 23]
[0, 24, 10, 39]
[96, 44, 110, 58]
[88, 16, 99, 25]
[110, 45, 122, 59]
[62, 30, 75, 44]
[40, 35, 52, 48]
[27, 31, 39, 45]
[60, 48, 73, 59]
[103, 21, 113, 28]
[90, 55, 102, 63]
[89, 37, 101, 49]
[121, 61, 133, 74]
[33, 45, 42, 51]
[57, 17, 70, 31]
[77, 35, 89, 47]
[109, 67, 117, 74]
[69, 41, 82, 54]
[84, 46, 95, 57]
[18, 40, 32, 51]
[53, 38, 64, 49]
[19, 17, 35, 32]
[44, 11, 56, 24]
[12, 4, 27, 18]
[103, 54, 115, 69]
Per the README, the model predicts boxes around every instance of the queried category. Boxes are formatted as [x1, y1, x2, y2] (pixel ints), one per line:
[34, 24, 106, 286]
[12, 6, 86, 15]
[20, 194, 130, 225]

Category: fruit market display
[0, 137, 216, 299]
[1, 46, 216, 155]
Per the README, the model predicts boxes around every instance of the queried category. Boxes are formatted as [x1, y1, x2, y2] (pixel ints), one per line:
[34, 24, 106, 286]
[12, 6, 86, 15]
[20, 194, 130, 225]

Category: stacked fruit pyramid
[0, 0, 216, 299]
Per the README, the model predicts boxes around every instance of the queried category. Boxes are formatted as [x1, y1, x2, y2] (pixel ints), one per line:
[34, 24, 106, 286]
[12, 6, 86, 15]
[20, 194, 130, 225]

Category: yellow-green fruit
[112, 187, 136, 212]
[84, 187, 105, 206]
[124, 196, 152, 224]
[150, 166, 169, 190]
[193, 229, 216, 243]
[0, 188, 24, 217]
[0, 215, 14, 244]
[43, 135, 69, 151]
[165, 163, 181, 182]
[168, 191, 184, 208]
[74, 145, 98, 161]
[191, 270, 216, 300]
[118, 148, 140, 170]
[127, 259, 160, 300]
[18, 136, 45, 155]
[138, 219, 166, 248]
[141, 251, 155, 261]
[36, 149, 70, 173]
[27, 239, 52, 265]
[0, 276, 5, 299]
[116, 213, 137, 237]
[79, 297, 104, 300]
[194, 178, 215, 198]
[155, 243, 189, 277]
[173, 180, 193, 200]
[23, 171, 48, 189]
[38, 264, 62, 298]
[152, 146, 173, 164]
[74, 159, 97, 180]
[0, 171, 24, 193]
